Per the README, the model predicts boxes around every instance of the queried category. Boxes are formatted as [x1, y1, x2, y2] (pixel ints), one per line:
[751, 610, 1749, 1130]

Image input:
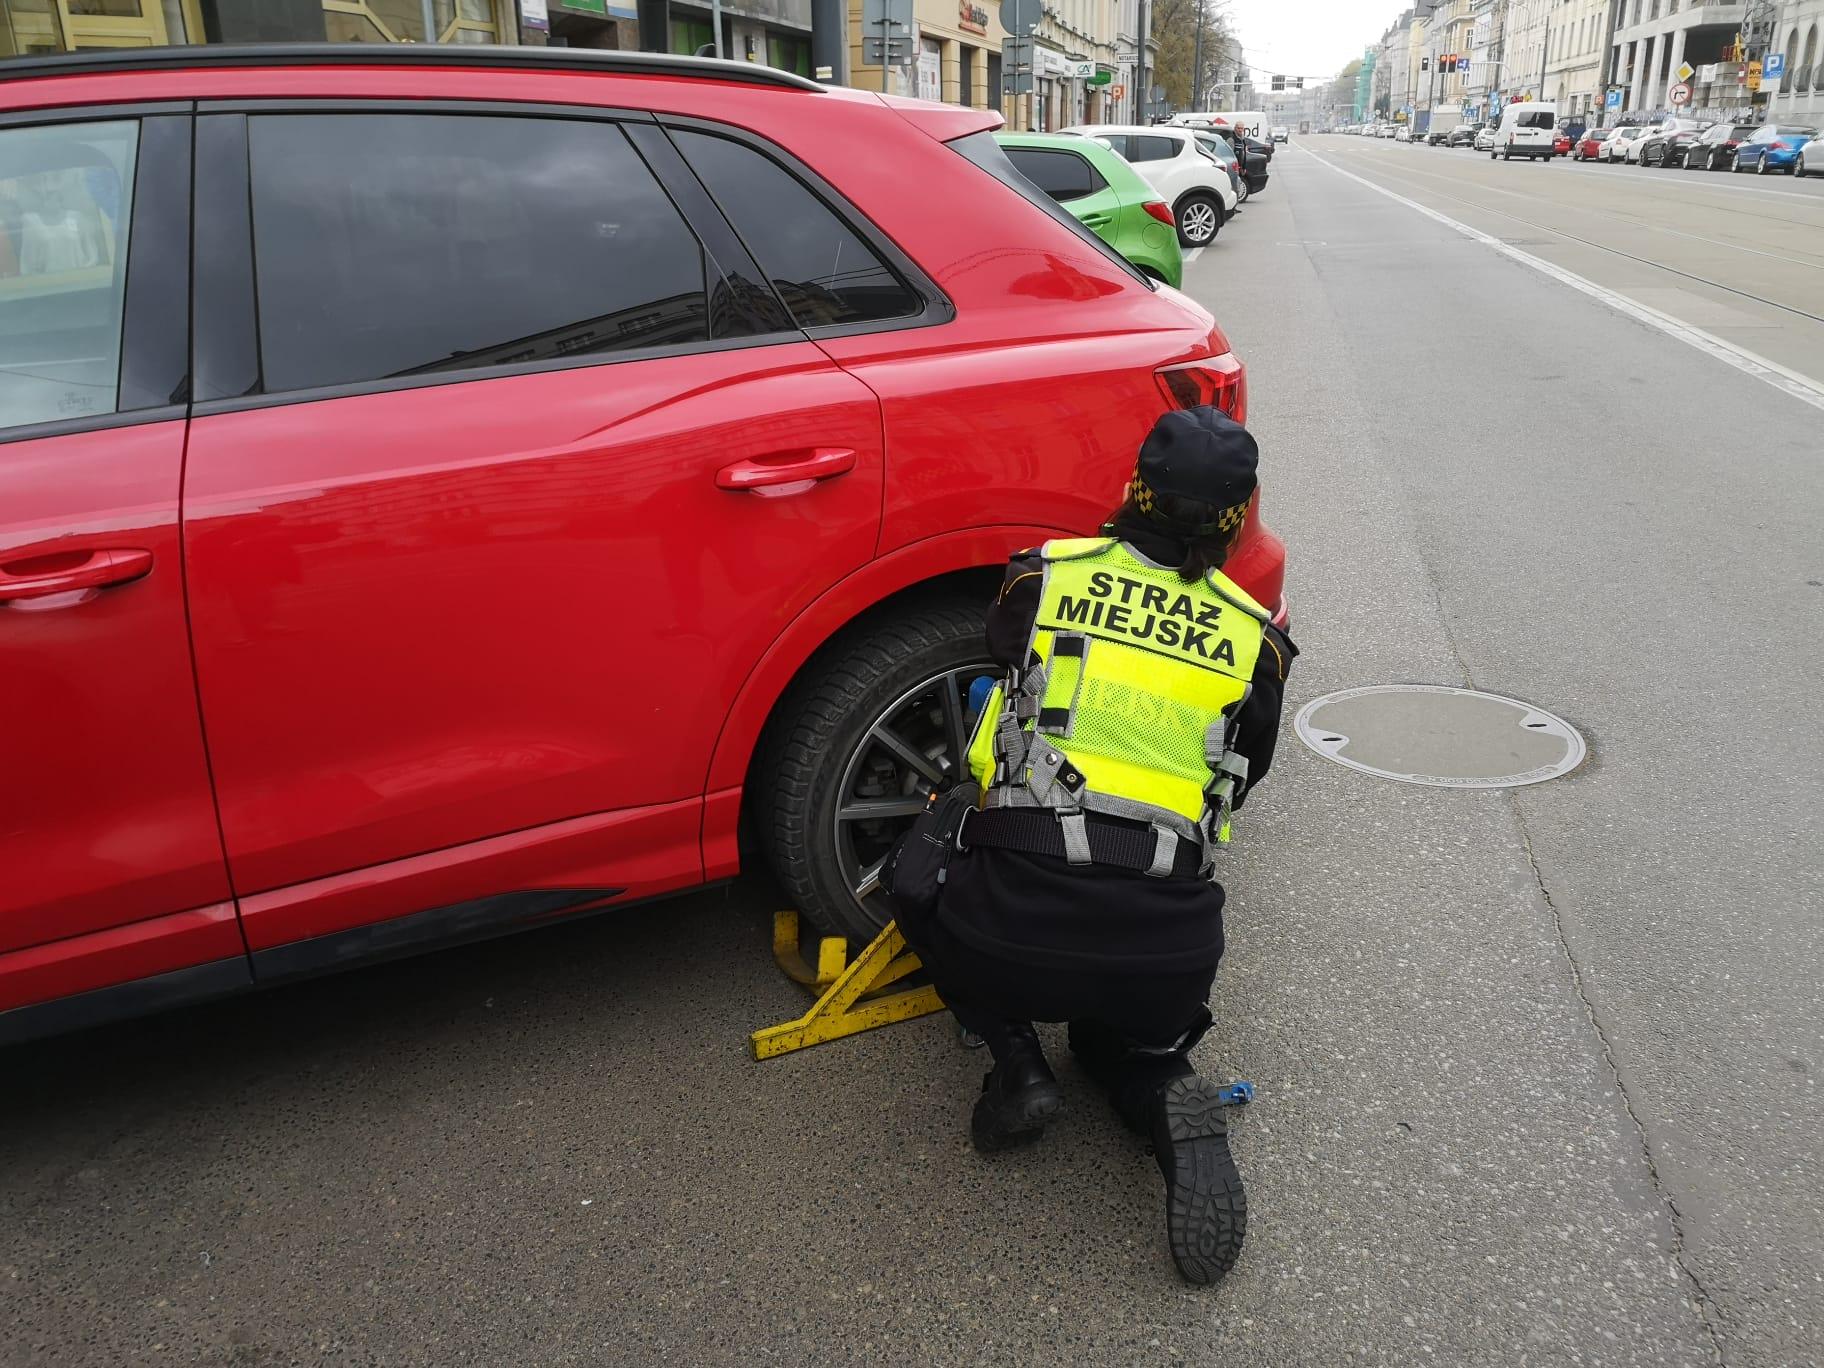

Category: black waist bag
[882, 786, 977, 925]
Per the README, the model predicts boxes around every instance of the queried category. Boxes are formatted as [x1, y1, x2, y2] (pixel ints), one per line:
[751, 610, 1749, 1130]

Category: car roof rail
[0, 42, 826, 92]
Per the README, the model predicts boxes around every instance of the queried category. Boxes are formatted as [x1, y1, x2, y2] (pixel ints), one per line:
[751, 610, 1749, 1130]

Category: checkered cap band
[1130, 475, 1251, 537]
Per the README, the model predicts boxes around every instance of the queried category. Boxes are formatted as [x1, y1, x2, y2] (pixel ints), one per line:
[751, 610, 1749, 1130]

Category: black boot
[1149, 1075, 1247, 1284]
[971, 1025, 1064, 1153]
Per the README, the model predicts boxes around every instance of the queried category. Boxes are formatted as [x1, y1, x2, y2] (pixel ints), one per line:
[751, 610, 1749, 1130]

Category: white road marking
[1182, 247, 1205, 266]
[1300, 146, 1824, 415]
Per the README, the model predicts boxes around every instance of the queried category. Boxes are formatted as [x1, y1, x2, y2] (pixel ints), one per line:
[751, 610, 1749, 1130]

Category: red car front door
[179, 109, 886, 956]
[0, 113, 244, 1022]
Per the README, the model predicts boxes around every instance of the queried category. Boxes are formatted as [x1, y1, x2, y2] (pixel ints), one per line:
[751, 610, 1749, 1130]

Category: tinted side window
[0, 120, 137, 431]
[1132, 135, 1179, 162]
[247, 114, 710, 393]
[669, 129, 918, 329]
[1518, 112, 1555, 130]
[1004, 147, 1105, 203]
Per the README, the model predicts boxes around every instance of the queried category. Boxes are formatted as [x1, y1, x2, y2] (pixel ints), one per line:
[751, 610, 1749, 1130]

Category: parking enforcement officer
[900, 405, 1295, 1285]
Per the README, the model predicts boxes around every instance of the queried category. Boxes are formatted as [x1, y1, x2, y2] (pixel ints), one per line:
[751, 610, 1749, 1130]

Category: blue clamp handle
[1216, 1081, 1255, 1107]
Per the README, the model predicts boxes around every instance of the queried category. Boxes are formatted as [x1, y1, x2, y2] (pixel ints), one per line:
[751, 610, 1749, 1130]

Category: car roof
[0, 42, 824, 92]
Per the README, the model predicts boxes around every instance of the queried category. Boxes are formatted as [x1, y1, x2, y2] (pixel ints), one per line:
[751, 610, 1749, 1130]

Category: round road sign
[1669, 81, 1692, 105]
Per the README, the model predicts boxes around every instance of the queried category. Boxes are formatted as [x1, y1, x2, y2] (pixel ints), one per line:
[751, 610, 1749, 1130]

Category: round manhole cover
[1293, 685, 1585, 788]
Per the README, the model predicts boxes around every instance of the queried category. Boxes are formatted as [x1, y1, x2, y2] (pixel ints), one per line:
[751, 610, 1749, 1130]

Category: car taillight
[1770, 140, 1789, 151]
[1157, 354, 1247, 423]
[1142, 199, 1175, 226]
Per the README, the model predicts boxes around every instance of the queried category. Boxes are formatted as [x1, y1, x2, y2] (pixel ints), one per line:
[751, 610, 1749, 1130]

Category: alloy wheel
[1181, 199, 1219, 245]
[831, 661, 993, 922]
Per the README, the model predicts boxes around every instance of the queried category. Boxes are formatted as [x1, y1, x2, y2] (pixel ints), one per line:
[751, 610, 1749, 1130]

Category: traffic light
[1421, 56, 1429, 71]
[1293, 77, 1304, 89]
[1272, 74, 1285, 91]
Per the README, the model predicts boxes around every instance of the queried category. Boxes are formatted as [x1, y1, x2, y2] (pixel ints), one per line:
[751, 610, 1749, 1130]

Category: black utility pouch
[882, 786, 977, 925]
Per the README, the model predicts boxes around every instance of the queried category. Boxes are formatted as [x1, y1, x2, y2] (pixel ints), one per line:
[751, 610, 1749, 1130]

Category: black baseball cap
[1129, 407, 1259, 536]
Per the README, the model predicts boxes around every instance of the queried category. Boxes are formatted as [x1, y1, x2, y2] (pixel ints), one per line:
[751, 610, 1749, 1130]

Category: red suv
[0, 46, 1285, 1043]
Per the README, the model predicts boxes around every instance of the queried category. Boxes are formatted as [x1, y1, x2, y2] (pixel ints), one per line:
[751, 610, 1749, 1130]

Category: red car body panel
[183, 346, 883, 901]
[1577, 133, 1604, 159]
[0, 54, 1288, 1036]
[0, 421, 236, 960]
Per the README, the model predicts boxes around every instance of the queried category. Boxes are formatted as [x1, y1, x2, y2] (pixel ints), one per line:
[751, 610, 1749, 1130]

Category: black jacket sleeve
[984, 551, 1045, 670]
[1232, 622, 1297, 807]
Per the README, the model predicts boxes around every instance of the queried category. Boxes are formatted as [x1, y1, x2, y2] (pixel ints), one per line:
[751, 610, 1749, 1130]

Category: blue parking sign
[1765, 53, 1787, 79]
[1606, 89, 1622, 110]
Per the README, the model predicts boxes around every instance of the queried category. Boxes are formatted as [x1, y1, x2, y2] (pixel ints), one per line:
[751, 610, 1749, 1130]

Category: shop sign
[560, 0, 607, 14]
[959, 1, 988, 35]
[522, 0, 549, 27]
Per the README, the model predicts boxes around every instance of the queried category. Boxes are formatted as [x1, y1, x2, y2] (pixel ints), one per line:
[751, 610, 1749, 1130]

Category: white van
[1171, 110, 1268, 141]
[1491, 101, 1559, 160]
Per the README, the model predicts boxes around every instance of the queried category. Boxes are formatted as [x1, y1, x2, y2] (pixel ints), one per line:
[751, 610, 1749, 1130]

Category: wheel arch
[701, 525, 1059, 876]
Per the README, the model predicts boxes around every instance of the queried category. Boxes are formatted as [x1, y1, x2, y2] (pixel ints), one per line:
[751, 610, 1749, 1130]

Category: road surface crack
[1512, 811, 1730, 1367]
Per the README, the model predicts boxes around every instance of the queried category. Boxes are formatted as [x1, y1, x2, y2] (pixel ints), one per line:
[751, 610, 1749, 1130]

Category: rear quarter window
[948, 132, 1152, 289]
[1002, 146, 1106, 204]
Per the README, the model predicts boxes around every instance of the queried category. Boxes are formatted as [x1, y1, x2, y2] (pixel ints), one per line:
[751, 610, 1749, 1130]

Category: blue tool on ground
[1215, 1081, 1255, 1107]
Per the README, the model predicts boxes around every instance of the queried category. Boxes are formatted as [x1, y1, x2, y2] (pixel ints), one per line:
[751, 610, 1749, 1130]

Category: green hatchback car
[995, 132, 1185, 289]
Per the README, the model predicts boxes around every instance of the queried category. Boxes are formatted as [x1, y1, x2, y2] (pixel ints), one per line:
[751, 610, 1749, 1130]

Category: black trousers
[905, 909, 1219, 1064]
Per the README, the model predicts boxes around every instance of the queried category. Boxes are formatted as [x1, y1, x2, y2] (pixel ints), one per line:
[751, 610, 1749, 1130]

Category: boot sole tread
[1158, 1078, 1247, 1284]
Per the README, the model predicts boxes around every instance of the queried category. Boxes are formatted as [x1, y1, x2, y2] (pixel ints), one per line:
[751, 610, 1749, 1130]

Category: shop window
[670, 129, 918, 328]
[766, 34, 810, 77]
[245, 114, 711, 393]
[670, 17, 710, 54]
[0, 119, 137, 430]
[322, 0, 500, 44]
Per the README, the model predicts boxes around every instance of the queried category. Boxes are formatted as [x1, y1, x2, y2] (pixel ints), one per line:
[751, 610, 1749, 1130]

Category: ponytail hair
[1110, 493, 1248, 582]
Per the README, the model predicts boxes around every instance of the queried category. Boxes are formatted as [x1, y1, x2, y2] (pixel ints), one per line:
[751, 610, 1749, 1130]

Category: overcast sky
[1219, 0, 1412, 84]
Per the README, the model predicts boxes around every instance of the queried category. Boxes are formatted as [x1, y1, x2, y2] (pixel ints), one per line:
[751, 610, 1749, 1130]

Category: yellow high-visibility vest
[967, 537, 1268, 851]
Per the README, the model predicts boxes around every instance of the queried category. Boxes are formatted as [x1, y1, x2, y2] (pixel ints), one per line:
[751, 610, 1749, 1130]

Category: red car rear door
[0, 111, 245, 1023]
[179, 109, 893, 958]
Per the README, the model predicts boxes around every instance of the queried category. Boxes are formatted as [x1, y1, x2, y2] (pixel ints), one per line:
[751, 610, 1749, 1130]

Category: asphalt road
[4, 141, 1821, 1368]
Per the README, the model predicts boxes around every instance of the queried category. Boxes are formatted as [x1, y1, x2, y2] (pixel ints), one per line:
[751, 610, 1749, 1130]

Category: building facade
[1420, 0, 1472, 129]
[1610, 0, 1753, 122]
[0, 0, 525, 54]
[1766, 0, 1824, 122]
[1543, 0, 1614, 117]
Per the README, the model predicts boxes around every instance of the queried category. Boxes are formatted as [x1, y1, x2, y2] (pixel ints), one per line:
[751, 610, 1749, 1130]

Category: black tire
[1502, 147, 1512, 161]
[1174, 193, 1221, 247]
[764, 599, 991, 943]
[1733, 156, 1746, 172]
[1758, 154, 1771, 175]
[1799, 152, 1809, 177]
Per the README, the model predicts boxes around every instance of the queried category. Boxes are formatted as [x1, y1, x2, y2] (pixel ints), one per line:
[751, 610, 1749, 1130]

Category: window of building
[246, 114, 712, 394]
[1, 0, 203, 54]
[0, 119, 138, 431]
[669, 17, 711, 53]
[669, 129, 919, 329]
[766, 34, 810, 77]
[322, 0, 503, 44]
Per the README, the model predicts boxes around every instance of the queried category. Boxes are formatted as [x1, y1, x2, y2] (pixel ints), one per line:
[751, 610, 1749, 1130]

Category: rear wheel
[1175, 193, 1221, 247]
[763, 599, 992, 943]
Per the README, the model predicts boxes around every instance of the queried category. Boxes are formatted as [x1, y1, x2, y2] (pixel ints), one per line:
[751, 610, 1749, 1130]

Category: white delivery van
[1492, 102, 1559, 160]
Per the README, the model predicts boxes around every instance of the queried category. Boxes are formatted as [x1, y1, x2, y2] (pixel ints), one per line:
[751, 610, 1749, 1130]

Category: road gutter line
[1300, 147, 1824, 416]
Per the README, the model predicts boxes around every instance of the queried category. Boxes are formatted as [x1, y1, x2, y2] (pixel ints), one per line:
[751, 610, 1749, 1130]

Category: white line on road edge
[1300, 147, 1824, 415]
[1182, 247, 1205, 267]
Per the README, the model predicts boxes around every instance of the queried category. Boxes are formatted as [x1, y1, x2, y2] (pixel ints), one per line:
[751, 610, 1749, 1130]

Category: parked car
[1493, 101, 1559, 160]
[1191, 129, 1254, 204]
[998, 133, 1184, 288]
[1637, 124, 1709, 167]
[1599, 125, 1647, 161]
[1474, 124, 1498, 151]
[1552, 132, 1573, 155]
[1067, 125, 1241, 246]
[0, 44, 1286, 1043]
[1571, 128, 1607, 160]
[1448, 123, 1483, 147]
[1270, 125, 1289, 143]
[1685, 122, 1760, 171]
[1733, 124, 1818, 173]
